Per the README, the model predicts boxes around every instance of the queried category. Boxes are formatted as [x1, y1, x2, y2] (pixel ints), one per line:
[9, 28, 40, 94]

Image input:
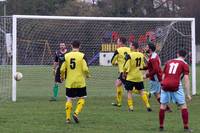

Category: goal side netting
[0, 17, 12, 103]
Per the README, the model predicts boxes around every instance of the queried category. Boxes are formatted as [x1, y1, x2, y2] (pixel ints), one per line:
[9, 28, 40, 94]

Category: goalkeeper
[50, 42, 68, 101]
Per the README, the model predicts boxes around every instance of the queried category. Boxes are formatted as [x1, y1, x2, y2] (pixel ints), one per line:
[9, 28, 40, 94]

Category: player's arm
[123, 54, 131, 73]
[183, 64, 191, 101]
[161, 63, 167, 80]
[184, 74, 191, 101]
[111, 50, 118, 65]
[122, 54, 131, 79]
[140, 56, 148, 79]
[139, 56, 147, 70]
[83, 55, 90, 78]
[60, 61, 67, 81]
[53, 52, 59, 74]
[139, 56, 148, 70]
[147, 59, 162, 80]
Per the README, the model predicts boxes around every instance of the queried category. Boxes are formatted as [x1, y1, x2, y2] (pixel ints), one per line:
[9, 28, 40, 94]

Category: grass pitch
[0, 65, 200, 133]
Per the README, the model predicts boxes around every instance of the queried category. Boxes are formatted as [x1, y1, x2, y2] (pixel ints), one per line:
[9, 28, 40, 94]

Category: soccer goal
[0, 15, 196, 102]
[0, 16, 12, 102]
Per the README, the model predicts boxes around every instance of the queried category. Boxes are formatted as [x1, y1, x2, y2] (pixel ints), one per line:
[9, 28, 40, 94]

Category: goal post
[11, 15, 196, 102]
[12, 16, 17, 102]
[191, 19, 196, 95]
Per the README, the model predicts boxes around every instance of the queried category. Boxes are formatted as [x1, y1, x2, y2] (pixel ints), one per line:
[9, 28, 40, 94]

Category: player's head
[71, 40, 81, 49]
[59, 42, 66, 50]
[130, 41, 139, 50]
[177, 49, 187, 58]
[117, 37, 127, 47]
[146, 42, 156, 53]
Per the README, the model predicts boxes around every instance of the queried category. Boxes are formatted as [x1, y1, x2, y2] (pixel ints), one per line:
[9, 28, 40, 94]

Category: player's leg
[132, 89, 151, 99]
[73, 87, 87, 123]
[65, 97, 73, 124]
[127, 90, 134, 111]
[180, 104, 192, 132]
[159, 89, 170, 131]
[150, 80, 161, 103]
[136, 82, 151, 112]
[173, 86, 191, 132]
[73, 97, 85, 123]
[49, 83, 59, 101]
[150, 80, 172, 112]
[159, 103, 167, 131]
[112, 78, 123, 107]
[50, 68, 61, 101]
[53, 83, 59, 98]
[124, 81, 134, 111]
[65, 88, 75, 124]
[140, 90, 152, 112]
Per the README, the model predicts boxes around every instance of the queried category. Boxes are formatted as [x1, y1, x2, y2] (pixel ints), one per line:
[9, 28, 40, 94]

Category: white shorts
[160, 85, 185, 105]
[149, 80, 161, 94]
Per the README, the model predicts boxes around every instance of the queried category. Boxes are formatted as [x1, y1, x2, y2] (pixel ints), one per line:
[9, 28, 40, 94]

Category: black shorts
[55, 67, 61, 83]
[118, 72, 126, 84]
[124, 80, 144, 91]
[66, 87, 87, 98]
[55, 67, 66, 83]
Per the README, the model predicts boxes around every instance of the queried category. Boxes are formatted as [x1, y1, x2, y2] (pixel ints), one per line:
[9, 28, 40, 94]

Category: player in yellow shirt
[123, 41, 152, 112]
[60, 40, 90, 124]
[111, 37, 149, 107]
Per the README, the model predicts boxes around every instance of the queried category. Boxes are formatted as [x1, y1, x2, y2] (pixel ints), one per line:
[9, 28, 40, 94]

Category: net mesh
[16, 19, 192, 65]
[0, 17, 12, 102]
[0, 17, 193, 101]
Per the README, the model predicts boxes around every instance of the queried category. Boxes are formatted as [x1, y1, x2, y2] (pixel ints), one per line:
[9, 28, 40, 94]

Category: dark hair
[131, 41, 139, 49]
[72, 40, 80, 48]
[178, 49, 187, 57]
[119, 37, 127, 44]
[148, 43, 156, 52]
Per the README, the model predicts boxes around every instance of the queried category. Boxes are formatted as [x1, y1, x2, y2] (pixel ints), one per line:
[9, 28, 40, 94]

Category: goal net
[0, 17, 12, 102]
[0, 16, 196, 102]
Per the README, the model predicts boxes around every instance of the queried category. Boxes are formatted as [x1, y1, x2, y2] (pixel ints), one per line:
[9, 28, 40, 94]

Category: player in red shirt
[144, 43, 171, 112]
[159, 49, 192, 132]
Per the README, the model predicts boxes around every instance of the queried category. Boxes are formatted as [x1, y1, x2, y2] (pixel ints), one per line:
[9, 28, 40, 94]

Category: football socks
[181, 108, 189, 129]
[75, 98, 85, 115]
[141, 94, 151, 108]
[116, 86, 123, 106]
[65, 101, 72, 120]
[127, 98, 134, 110]
[53, 84, 59, 98]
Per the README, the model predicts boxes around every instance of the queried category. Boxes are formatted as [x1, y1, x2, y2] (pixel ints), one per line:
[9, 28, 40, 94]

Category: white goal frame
[12, 15, 196, 102]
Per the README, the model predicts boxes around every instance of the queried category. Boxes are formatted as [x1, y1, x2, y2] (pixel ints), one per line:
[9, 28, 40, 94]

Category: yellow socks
[133, 89, 150, 97]
[132, 89, 139, 94]
[141, 94, 150, 108]
[75, 98, 85, 115]
[116, 86, 123, 105]
[127, 98, 133, 110]
[65, 101, 72, 120]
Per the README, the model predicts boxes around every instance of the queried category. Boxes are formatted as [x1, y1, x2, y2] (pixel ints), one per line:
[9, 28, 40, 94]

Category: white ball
[14, 72, 23, 81]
